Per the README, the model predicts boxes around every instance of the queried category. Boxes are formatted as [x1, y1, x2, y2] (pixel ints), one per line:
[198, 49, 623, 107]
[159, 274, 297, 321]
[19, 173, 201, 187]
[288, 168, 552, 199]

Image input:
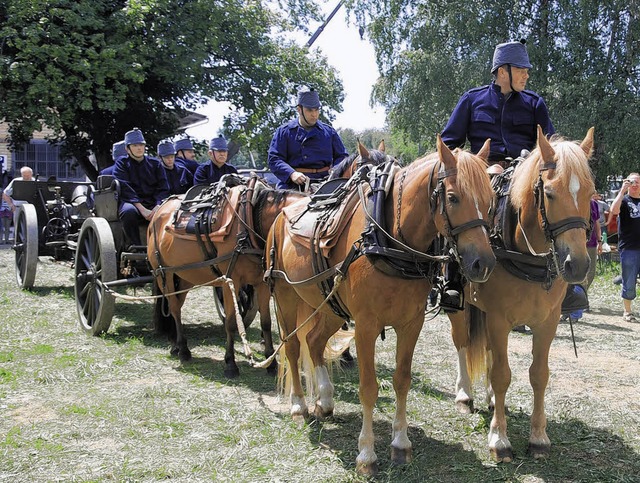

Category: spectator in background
[2, 166, 34, 226]
[113, 128, 170, 247]
[593, 192, 610, 237]
[584, 194, 603, 294]
[0, 189, 11, 244]
[157, 140, 193, 195]
[193, 136, 238, 186]
[608, 172, 640, 322]
[174, 138, 200, 176]
[267, 87, 348, 190]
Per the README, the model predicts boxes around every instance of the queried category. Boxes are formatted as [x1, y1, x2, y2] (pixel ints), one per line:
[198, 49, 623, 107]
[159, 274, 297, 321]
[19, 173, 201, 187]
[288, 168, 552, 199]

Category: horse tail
[323, 324, 354, 362]
[275, 315, 316, 399]
[152, 277, 176, 340]
[466, 304, 489, 384]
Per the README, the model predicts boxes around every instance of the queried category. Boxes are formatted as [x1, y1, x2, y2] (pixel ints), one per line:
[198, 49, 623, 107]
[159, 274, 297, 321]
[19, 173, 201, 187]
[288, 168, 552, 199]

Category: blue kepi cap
[124, 128, 146, 146]
[297, 88, 321, 109]
[209, 136, 228, 151]
[174, 138, 194, 151]
[157, 140, 176, 157]
[112, 141, 126, 161]
[492, 39, 532, 73]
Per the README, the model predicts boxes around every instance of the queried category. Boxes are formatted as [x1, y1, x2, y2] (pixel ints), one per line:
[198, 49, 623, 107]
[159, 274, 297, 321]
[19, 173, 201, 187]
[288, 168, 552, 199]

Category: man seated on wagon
[157, 140, 193, 195]
[267, 87, 348, 190]
[2, 166, 34, 226]
[193, 136, 238, 186]
[174, 137, 200, 176]
[113, 128, 170, 247]
[439, 39, 587, 314]
[99, 140, 127, 177]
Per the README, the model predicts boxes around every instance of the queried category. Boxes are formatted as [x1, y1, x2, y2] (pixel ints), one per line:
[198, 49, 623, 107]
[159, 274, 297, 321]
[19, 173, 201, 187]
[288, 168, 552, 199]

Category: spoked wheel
[14, 203, 39, 289]
[214, 284, 258, 329]
[75, 218, 117, 335]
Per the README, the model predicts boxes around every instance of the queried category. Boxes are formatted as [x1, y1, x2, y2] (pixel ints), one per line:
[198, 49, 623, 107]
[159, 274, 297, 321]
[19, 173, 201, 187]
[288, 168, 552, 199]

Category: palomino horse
[148, 178, 307, 378]
[266, 136, 496, 475]
[147, 143, 392, 379]
[448, 126, 595, 462]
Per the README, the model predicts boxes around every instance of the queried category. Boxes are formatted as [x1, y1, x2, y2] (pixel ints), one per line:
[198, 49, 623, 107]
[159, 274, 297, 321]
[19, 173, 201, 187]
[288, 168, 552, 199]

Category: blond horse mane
[509, 135, 595, 211]
[415, 148, 494, 209]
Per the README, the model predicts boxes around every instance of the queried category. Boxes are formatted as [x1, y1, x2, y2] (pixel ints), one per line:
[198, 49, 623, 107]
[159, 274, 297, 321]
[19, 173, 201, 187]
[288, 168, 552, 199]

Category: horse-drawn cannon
[11, 178, 93, 289]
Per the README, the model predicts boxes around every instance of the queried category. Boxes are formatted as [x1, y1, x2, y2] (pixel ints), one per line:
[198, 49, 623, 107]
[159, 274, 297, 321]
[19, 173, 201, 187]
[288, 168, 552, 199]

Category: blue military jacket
[441, 82, 555, 161]
[267, 119, 348, 189]
[193, 162, 238, 186]
[113, 155, 170, 208]
[164, 163, 194, 195]
[175, 156, 200, 176]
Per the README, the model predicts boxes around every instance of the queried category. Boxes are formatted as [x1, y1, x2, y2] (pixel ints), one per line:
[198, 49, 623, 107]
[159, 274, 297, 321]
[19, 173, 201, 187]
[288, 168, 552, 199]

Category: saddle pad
[283, 186, 364, 258]
[167, 186, 242, 242]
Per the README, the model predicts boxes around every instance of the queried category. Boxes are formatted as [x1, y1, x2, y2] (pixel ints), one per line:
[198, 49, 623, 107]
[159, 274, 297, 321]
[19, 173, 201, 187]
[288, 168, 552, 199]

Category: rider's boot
[440, 262, 464, 313]
[561, 284, 589, 314]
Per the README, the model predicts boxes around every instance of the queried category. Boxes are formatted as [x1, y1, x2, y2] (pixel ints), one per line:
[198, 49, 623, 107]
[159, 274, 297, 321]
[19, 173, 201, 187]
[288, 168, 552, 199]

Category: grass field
[0, 247, 638, 482]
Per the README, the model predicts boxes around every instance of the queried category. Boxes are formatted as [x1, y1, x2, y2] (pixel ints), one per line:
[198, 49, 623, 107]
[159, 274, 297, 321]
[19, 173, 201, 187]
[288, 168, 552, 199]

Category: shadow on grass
[28, 285, 75, 298]
[299, 407, 639, 482]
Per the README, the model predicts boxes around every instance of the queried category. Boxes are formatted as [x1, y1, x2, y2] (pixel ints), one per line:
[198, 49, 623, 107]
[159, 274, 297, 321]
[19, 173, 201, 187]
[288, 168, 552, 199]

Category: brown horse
[448, 127, 595, 462]
[148, 179, 307, 378]
[265, 136, 496, 475]
[329, 140, 388, 180]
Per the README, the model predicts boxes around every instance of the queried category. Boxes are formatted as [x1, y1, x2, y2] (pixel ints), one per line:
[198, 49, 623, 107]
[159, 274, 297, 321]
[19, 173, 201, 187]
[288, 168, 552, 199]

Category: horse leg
[256, 283, 277, 376]
[527, 317, 557, 459]
[222, 284, 241, 378]
[306, 313, 344, 419]
[168, 276, 191, 361]
[449, 309, 474, 413]
[485, 318, 513, 462]
[275, 290, 308, 420]
[152, 278, 177, 341]
[390, 315, 423, 466]
[355, 323, 381, 476]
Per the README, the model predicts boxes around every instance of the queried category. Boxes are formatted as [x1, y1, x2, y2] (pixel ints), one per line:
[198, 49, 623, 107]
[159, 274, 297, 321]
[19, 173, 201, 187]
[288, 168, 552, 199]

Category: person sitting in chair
[113, 128, 170, 247]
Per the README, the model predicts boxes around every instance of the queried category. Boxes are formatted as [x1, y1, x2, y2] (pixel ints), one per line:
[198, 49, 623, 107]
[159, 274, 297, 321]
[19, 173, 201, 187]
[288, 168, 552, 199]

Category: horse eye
[447, 193, 459, 204]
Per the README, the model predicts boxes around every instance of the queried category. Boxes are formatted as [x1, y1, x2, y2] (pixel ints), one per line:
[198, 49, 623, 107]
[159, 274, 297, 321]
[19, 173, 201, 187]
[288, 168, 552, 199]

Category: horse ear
[437, 134, 456, 169]
[537, 125, 555, 161]
[357, 141, 370, 159]
[477, 138, 491, 162]
[377, 140, 386, 152]
[580, 127, 595, 158]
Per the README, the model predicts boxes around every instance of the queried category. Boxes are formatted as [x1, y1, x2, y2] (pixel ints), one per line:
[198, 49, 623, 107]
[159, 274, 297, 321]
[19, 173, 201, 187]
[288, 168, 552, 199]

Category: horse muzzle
[556, 245, 590, 283]
[459, 247, 497, 283]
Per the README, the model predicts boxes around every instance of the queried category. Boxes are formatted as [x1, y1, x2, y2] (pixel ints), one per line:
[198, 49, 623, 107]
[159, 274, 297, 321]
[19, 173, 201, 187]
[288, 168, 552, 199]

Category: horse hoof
[456, 399, 474, 414]
[312, 405, 334, 420]
[391, 446, 412, 465]
[527, 443, 550, 459]
[490, 447, 514, 463]
[170, 347, 180, 357]
[179, 349, 192, 362]
[356, 461, 378, 477]
[224, 367, 240, 379]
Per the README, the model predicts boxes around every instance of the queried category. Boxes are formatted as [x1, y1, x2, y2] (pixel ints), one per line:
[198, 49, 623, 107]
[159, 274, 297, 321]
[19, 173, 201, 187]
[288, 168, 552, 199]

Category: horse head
[432, 135, 496, 283]
[330, 140, 392, 180]
[511, 126, 595, 283]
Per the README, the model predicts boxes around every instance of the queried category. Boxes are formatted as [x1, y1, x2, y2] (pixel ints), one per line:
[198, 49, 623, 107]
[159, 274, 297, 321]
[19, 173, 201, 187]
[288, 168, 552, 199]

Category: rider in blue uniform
[157, 140, 193, 195]
[193, 136, 238, 185]
[174, 137, 200, 176]
[439, 40, 586, 314]
[113, 128, 170, 247]
[267, 88, 348, 190]
[99, 140, 127, 176]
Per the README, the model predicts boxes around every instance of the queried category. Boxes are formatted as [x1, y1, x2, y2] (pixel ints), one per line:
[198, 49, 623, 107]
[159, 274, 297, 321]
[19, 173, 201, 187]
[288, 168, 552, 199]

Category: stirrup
[561, 284, 589, 314]
[439, 287, 464, 313]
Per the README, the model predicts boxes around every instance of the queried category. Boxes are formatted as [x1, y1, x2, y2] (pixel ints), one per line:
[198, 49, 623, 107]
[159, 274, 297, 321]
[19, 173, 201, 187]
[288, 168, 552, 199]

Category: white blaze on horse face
[474, 197, 489, 235]
[569, 173, 581, 209]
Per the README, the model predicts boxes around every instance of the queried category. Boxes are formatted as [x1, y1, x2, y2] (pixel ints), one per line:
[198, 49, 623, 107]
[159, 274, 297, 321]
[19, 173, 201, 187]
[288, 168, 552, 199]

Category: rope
[253, 273, 345, 369]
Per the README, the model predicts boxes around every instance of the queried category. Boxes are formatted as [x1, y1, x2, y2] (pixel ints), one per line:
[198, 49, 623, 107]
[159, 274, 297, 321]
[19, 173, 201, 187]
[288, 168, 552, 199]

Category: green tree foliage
[0, 0, 343, 178]
[351, 0, 640, 186]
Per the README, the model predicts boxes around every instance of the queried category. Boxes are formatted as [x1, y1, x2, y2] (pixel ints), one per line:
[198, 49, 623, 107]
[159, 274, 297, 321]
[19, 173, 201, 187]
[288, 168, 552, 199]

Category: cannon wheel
[214, 285, 258, 329]
[14, 203, 39, 289]
[75, 217, 117, 335]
